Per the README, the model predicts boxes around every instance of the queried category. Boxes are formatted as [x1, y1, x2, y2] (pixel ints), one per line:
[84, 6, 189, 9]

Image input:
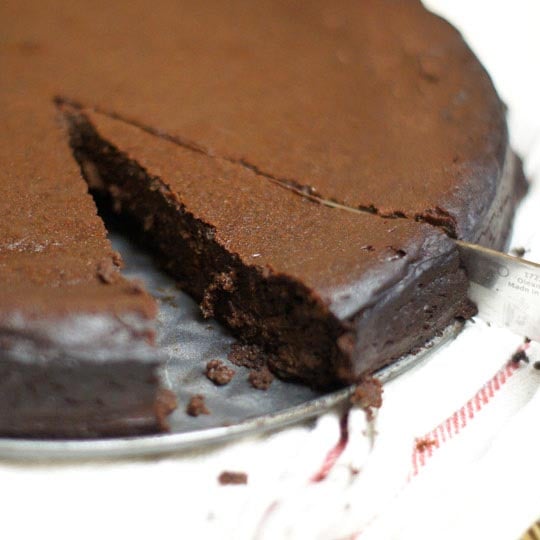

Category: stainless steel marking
[457, 241, 540, 340]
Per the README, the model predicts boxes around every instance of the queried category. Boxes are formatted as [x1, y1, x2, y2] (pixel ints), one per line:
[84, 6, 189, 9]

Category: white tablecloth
[3, 2, 540, 539]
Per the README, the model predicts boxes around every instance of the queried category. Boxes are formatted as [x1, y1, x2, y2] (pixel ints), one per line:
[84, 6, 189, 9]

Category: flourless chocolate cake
[0, 101, 176, 437]
[64, 107, 476, 387]
[0, 0, 527, 435]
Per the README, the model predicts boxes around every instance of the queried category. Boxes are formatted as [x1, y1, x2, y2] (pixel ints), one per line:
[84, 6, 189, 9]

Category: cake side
[0, 356, 175, 439]
[340, 235, 476, 379]
[0, 284, 177, 438]
[465, 149, 528, 250]
[0, 283, 157, 357]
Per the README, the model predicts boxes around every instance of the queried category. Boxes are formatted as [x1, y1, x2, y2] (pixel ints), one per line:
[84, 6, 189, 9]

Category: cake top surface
[0, 101, 112, 287]
[2, 0, 506, 239]
[0, 83, 155, 321]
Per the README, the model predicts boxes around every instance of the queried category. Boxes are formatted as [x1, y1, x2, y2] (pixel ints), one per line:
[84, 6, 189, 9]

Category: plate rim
[0, 322, 462, 461]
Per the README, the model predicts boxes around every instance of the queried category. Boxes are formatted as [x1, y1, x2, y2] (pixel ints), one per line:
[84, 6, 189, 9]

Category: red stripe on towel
[310, 409, 350, 483]
[410, 359, 522, 476]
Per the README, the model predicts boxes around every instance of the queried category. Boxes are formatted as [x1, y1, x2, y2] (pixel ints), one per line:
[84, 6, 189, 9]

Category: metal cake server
[457, 241, 540, 340]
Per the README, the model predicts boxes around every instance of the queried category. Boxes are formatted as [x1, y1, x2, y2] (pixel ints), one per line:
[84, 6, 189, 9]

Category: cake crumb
[350, 375, 383, 420]
[228, 343, 266, 369]
[111, 251, 124, 268]
[511, 246, 527, 258]
[218, 471, 248, 485]
[248, 367, 274, 390]
[155, 389, 178, 422]
[205, 359, 235, 386]
[158, 293, 178, 307]
[125, 279, 146, 294]
[96, 258, 119, 284]
[186, 394, 210, 416]
[415, 437, 437, 452]
[200, 271, 236, 318]
[511, 350, 529, 364]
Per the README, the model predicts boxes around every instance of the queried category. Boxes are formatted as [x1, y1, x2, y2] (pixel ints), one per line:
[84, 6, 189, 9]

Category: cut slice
[64, 107, 476, 388]
[0, 100, 176, 437]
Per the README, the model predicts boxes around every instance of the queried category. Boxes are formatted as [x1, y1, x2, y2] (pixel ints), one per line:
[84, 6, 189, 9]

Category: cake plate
[0, 234, 461, 460]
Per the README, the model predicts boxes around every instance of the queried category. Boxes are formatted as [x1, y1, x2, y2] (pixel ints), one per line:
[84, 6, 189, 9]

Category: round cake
[0, 0, 526, 435]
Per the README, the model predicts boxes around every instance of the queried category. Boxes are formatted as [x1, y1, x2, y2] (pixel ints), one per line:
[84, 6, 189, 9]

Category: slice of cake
[64, 107, 475, 387]
[0, 100, 176, 437]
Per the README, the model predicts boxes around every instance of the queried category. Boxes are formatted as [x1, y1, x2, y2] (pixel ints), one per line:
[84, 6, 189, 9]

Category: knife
[280, 191, 540, 339]
[456, 241, 540, 340]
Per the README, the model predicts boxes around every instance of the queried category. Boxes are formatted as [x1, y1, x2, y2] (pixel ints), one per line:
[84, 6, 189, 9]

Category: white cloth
[2, 2, 540, 539]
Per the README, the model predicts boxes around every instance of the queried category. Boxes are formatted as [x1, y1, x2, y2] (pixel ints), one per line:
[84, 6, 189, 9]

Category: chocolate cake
[63, 106, 477, 386]
[0, 100, 176, 437]
[0, 0, 527, 435]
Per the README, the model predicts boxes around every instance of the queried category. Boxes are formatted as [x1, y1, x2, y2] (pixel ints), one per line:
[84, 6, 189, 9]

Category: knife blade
[456, 241, 540, 340]
[278, 190, 540, 340]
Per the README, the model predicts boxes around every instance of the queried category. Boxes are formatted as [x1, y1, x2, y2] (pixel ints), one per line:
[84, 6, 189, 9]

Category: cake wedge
[0, 100, 176, 438]
[64, 106, 477, 388]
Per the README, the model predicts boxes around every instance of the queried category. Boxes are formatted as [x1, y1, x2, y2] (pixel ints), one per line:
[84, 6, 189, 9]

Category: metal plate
[0, 233, 462, 460]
